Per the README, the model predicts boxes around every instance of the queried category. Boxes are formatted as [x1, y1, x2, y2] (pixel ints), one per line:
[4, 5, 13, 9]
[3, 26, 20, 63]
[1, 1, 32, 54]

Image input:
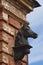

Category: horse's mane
[15, 25, 29, 47]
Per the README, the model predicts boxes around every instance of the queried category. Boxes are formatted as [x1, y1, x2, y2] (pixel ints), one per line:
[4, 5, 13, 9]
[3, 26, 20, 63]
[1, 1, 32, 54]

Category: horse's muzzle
[33, 33, 38, 39]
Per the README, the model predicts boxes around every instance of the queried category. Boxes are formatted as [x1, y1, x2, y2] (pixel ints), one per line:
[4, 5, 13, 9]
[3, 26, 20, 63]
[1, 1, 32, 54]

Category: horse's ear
[23, 22, 30, 26]
[23, 24, 29, 27]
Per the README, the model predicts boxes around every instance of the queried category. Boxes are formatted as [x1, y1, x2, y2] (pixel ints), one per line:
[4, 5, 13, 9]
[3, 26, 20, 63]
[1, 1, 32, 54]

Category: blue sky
[26, 0, 43, 65]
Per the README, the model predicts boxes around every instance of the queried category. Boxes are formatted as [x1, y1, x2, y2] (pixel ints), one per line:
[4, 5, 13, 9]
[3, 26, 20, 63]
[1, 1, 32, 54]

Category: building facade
[0, 0, 40, 65]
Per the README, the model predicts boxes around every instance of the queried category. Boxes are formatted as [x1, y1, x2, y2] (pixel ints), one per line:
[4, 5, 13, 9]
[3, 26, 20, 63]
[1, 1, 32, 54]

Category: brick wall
[0, 13, 28, 65]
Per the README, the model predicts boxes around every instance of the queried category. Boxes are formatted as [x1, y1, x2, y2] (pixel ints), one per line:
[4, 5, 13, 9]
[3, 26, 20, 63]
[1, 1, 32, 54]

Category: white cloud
[28, 32, 43, 64]
[29, 42, 43, 64]
[26, 2, 43, 27]
[37, 0, 43, 5]
[29, 54, 43, 64]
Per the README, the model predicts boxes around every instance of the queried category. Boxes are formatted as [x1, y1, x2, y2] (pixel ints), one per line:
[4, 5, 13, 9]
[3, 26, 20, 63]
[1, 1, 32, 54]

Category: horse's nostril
[35, 34, 38, 38]
[33, 33, 38, 39]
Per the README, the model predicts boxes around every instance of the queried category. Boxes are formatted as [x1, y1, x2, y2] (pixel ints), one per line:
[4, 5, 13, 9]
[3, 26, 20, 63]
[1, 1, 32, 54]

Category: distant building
[0, 0, 40, 65]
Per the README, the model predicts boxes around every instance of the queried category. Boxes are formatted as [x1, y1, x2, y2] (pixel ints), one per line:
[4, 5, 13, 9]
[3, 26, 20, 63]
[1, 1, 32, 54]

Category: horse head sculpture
[13, 24, 38, 61]
[21, 25, 38, 39]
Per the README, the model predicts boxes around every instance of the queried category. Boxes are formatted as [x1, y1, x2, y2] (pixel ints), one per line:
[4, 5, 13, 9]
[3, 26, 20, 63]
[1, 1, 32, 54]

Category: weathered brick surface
[0, 11, 2, 19]
[0, 17, 28, 65]
[0, 1, 28, 65]
[22, 55, 28, 62]
[9, 16, 21, 29]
